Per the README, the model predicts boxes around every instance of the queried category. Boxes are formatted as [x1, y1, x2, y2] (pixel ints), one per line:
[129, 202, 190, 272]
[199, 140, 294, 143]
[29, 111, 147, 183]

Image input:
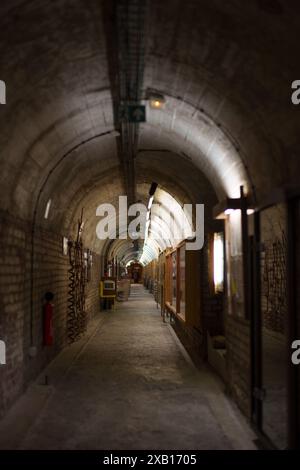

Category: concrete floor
[0, 285, 257, 450]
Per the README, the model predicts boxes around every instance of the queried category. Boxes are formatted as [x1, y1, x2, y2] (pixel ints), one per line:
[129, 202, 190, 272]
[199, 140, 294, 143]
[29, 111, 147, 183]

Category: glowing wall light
[213, 232, 224, 293]
[44, 199, 52, 219]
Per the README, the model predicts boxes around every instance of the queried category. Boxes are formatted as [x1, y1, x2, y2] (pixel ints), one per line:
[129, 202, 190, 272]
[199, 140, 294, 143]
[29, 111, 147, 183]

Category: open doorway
[127, 261, 143, 283]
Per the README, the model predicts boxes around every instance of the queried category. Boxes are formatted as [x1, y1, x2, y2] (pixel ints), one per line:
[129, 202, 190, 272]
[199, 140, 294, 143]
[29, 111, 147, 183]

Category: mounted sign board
[119, 105, 146, 123]
[100, 278, 117, 297]
[128, 105, 146, 122]
[103, 280, 115, 291]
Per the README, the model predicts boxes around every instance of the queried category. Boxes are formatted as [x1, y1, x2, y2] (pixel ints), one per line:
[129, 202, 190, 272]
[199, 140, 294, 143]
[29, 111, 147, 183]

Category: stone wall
[226, 314, 251, 417]
[0, 211, 102, 417]
[0, 212, 26, 417]
[201, 236, 224, 336]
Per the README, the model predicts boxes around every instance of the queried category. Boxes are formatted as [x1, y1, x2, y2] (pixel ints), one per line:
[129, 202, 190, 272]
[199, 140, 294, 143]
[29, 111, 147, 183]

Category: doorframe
[250, 185, 300, 449]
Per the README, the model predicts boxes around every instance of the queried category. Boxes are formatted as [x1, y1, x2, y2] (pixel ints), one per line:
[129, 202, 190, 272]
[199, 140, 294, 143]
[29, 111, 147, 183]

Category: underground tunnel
[0, 0, 300, 461]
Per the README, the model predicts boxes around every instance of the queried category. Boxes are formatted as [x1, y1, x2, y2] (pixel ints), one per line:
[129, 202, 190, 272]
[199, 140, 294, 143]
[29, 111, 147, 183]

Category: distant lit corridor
[0, 0, 300, 454]
[0, 285, 255, 450]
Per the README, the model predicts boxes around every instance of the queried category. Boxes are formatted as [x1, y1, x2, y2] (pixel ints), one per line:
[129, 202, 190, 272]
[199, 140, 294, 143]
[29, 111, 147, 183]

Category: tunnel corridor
[0, 284, 256, 450]
[0, 0, 300, 458]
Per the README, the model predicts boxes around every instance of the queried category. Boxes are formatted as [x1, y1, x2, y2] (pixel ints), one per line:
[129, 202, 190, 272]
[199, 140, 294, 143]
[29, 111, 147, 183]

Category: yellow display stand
[99, 281, 116, 310]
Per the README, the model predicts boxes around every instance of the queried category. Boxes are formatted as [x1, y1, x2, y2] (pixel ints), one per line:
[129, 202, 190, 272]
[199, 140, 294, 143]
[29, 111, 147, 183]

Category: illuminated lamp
[148, 93, 165, 109]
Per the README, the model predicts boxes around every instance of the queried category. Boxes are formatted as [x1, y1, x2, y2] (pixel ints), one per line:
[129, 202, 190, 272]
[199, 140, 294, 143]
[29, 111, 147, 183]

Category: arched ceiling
[105, 185, 195, 265]
[0, 0, 299, 257]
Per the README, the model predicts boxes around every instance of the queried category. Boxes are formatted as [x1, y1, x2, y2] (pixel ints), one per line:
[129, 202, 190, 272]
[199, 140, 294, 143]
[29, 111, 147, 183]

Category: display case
[165, 242, 186, 320]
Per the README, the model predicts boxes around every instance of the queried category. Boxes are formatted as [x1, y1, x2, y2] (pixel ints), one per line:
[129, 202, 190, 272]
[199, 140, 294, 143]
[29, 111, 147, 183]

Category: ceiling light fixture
[148, 92, 165, 110]
[44, 199, 52, 219]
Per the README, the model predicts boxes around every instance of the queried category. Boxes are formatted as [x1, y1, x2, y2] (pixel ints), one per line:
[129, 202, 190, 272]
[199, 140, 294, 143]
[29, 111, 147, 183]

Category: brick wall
[172, 317, 204, 366]
[23, 228, 70, 384]
[86, 253, 102, 319]
[0, 213, 26, 417]
[0, 210, 102, 417]
[260, 205, 286, 335]
[226, 314, 251, 417]
[221, 211, 250, 416]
